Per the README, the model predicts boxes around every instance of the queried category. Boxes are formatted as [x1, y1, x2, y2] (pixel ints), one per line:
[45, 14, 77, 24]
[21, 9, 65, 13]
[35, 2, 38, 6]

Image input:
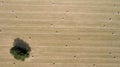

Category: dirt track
[0, 0, 120, 67]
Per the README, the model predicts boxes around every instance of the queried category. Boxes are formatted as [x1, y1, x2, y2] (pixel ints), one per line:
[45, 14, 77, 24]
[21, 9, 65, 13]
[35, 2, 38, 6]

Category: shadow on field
[10, 38, 31, 61]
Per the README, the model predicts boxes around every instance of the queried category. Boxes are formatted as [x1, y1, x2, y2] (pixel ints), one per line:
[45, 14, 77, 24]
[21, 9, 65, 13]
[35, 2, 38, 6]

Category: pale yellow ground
[0, 0, 120, 67]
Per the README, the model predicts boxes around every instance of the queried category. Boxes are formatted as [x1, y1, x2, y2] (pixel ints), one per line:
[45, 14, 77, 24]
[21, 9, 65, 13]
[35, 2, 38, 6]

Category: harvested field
[0, 0, 120, 67]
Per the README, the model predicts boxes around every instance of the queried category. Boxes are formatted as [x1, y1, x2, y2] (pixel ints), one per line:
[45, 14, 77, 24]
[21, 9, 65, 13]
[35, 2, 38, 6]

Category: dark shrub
[10, 38, 31, 61]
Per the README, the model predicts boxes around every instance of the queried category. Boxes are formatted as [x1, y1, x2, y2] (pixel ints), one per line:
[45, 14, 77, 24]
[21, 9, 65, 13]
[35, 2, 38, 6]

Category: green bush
[10, 38, 31, 61]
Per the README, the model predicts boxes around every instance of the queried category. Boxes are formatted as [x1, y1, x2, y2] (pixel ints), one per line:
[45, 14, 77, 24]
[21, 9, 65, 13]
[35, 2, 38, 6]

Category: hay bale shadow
[10, 38, 31, 61]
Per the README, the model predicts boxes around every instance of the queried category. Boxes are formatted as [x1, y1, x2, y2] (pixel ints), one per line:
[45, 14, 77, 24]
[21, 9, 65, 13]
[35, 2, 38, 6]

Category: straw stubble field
[0, 0, 120, 67]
